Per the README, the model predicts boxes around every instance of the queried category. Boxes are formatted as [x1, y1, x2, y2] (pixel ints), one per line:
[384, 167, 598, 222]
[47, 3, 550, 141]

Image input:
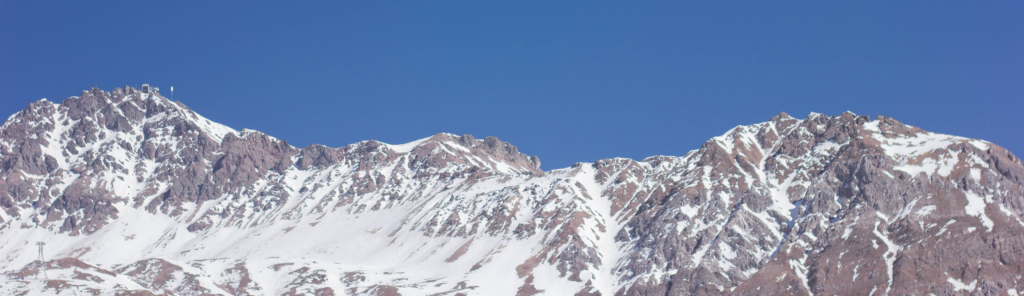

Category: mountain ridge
[1, 86, 1022, 295]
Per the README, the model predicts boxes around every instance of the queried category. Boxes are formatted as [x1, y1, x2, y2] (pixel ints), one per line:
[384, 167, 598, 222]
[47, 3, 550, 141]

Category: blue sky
[2, 2, 1021, 170]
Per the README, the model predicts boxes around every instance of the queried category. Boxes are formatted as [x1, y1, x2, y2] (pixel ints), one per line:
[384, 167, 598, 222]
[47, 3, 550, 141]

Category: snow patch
[947, 276, 977, 292]
[964, 192, 993, 232]
[969, 140, 989, 151]
[915, 205, 936, 216]
[385, 136, 432, 153]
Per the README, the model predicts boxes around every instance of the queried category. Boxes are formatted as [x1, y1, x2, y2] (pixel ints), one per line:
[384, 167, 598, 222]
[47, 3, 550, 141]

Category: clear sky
[2, 2, 1021, 170]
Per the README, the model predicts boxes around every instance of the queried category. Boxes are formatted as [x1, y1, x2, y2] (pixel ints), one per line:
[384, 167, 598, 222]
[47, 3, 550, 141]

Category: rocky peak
[1, 88, 1022, 295]
[400, 133, 542, 175]
[293, 132, 542, 177]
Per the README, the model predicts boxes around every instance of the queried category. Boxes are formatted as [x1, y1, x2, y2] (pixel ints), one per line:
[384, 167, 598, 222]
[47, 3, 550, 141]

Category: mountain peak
[389, 133, 542, 174]
[0, 88, 1021, 295]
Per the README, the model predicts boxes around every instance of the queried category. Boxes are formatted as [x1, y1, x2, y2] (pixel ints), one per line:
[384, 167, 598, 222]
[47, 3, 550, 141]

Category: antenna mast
[170, 86, 174, 101]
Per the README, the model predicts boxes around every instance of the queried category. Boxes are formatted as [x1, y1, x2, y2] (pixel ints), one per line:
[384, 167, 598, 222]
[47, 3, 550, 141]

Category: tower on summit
[141, 84, 160, 93]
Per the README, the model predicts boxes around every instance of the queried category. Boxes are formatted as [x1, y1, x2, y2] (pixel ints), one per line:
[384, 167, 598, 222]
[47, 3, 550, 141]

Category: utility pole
[36, 242, 46, 279]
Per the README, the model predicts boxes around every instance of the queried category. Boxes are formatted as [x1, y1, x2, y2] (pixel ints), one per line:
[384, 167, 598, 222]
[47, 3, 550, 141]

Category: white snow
[999, 205, 1024, 227]
[935, 219, 956, 236]
[947, 276, 977, 292]
[970, 168, 982, 182]
[964, 192, 993, 232]
[680, 204, 700, 218]
[873, 216, 898, 296]
[915, 205, 937, 216]
[384, 136, 432, 153]
[863, 120, 974, 179]
[969, 140, 989, 151]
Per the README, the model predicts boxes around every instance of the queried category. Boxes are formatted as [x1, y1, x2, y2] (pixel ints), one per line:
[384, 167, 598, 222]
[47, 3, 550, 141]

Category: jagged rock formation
[0, 87, 1022, 295]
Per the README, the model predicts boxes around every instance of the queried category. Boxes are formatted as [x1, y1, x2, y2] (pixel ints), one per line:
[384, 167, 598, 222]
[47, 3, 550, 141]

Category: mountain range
[1, 86, 1022, 295]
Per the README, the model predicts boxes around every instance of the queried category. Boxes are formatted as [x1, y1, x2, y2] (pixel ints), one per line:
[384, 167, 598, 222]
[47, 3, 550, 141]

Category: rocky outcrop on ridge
[0, 87, 1021, 295]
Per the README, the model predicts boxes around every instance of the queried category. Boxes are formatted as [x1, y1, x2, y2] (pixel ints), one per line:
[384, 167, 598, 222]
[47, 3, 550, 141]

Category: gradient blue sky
[2, 2, 1021, 170]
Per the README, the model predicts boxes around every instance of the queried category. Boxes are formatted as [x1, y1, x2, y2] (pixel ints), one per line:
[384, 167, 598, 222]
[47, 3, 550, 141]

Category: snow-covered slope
[1, 87, 1022, 295]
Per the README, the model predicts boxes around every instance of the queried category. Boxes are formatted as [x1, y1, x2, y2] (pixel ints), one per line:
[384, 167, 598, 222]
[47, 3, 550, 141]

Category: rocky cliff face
[0, 87, 1021, 296]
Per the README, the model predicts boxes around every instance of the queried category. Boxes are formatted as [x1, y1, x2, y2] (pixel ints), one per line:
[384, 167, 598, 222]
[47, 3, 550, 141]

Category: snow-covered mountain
[1, 86, 1022, 296]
